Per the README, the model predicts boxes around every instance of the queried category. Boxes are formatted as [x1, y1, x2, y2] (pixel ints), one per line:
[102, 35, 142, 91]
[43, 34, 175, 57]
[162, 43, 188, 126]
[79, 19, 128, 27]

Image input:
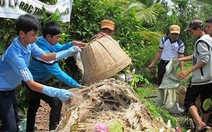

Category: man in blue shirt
[0, 14, 79, 131]
[26, 21, 86, 131]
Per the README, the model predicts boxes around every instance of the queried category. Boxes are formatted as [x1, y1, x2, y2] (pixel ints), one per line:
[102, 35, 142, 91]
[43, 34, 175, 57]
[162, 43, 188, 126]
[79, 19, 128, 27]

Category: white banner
[0, 0, 72, 22]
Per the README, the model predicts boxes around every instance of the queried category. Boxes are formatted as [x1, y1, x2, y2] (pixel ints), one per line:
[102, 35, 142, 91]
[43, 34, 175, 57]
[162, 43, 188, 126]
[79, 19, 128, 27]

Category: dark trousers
[157, 60, 169, 86]
[208, 113, 212, 126]
[0, 90, 19, 132]
[184, 83, 212, 113]
[26, 90, 62, 131]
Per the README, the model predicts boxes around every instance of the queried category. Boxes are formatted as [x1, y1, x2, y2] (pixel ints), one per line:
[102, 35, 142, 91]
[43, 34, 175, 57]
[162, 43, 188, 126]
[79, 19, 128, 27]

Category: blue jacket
[0, 37, 44, 91]
[29, 36, 81, 87]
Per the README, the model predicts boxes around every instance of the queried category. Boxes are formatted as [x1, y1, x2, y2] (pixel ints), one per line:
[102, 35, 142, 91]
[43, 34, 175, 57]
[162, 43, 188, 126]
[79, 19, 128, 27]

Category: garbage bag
[159, 58, 180, 89]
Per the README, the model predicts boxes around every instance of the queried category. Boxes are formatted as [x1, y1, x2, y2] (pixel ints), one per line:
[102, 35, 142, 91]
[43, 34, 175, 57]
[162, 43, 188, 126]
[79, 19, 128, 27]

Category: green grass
[134, 86, 179, 127]
[134, 82, 194, 131]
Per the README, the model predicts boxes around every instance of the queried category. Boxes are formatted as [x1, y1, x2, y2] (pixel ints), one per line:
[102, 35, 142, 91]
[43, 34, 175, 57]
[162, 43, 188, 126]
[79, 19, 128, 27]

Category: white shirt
[159, 36, 184, 61]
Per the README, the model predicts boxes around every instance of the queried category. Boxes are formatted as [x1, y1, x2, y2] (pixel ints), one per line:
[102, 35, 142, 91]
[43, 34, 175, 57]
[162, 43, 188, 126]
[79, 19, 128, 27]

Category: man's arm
[39, 46, 81, 61]
[179, 55, 192, 61]
[55, 41, 86, 51]
[148, 49, 162, 71]
[178, 41, 210, 80]
[40, 53, 56, 61]
[178, 54, 184, 71]
[25, 79, 44, 93]
[178, 61, 205, 80]
[43, 63, 81, 88]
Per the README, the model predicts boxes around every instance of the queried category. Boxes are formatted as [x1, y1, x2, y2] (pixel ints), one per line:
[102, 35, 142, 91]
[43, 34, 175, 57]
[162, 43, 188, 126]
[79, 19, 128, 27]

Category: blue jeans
[0, 90, 19, 132]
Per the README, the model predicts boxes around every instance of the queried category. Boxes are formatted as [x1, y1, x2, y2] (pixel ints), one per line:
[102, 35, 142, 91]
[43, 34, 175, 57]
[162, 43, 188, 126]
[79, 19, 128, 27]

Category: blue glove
[56, 46, 81, 61]
[74, 83, 82, 88]
[42, 86, 72, 101]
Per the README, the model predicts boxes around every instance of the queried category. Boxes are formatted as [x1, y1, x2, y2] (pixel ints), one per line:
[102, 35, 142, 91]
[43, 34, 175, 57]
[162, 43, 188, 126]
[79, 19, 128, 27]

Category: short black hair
[16, 14, 40, 35]
[42, 21, 62, 38]
[206, 17, 212, 24]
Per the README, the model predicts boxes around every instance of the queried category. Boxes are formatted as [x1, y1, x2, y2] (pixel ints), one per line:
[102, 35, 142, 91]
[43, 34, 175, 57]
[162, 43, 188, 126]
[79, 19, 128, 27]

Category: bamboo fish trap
[80, 35, 132, 84]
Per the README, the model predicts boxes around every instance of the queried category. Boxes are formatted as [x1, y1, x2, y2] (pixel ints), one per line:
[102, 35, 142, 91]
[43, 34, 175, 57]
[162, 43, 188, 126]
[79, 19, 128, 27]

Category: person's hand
[177, 70, 189, 80]
[148, 64, 154, 71]
[42, 86, 72, 101]
[72, 41, 87, 48]
[57, 89, 73, 101]
[56, 46, 81, 60]
[71, 46, 81, 53]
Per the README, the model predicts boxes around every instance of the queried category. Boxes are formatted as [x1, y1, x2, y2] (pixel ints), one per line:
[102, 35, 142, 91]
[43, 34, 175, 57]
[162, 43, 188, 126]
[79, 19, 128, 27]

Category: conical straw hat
[80, 35, 132, 84]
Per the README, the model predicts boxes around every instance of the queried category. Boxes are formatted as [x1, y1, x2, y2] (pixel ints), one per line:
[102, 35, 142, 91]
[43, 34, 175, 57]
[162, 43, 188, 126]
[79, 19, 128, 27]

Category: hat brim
[101, 26, 114, 31]
[170, 31, 180, 34]
[184, 27, 192, 32]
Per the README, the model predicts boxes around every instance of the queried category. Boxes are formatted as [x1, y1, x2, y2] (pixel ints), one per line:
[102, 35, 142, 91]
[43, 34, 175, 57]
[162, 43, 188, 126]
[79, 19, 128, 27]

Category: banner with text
[0, 0, 72, 22]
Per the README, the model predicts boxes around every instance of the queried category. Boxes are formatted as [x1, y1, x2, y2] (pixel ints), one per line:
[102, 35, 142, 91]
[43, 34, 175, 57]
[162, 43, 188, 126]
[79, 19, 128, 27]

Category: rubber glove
[56, 46, 81, 61]
[42, 86, 72, 101]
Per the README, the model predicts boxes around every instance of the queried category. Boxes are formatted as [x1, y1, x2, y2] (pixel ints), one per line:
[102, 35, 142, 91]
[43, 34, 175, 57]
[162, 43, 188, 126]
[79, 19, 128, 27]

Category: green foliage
[16, 86, 29, 117]
[0, 18, 16, 54]
[170, 0, 210, 55]
[133, 85, 157, 98]
[203, 98, 212, 111]
[41, 7, 61, 23]
[67, 0, 165, 86]
[108, 119, 123, 132]
[39, 0, 57, 5]
[198, 0, 212, 4]
[130, 42, 159, 83]
[145, 101, 178, 127]
[130, 74, 150, 88]
[135, 87, 179, 127]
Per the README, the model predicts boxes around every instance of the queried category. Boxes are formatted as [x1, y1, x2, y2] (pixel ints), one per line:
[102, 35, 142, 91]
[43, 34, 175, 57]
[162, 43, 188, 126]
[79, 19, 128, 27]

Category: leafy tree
[169, 0, 211, 55]
[39, 0, 57, 5]
[0, 19, 16, 54]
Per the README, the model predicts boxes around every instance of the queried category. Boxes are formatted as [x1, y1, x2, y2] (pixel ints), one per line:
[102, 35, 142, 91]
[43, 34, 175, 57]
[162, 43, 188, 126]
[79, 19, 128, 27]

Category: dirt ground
[34, 100, 52, 131]
[35, 100, 71, 132]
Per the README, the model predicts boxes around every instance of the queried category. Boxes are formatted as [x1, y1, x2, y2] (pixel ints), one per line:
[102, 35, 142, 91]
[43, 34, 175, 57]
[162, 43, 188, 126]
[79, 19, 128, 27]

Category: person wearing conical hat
[91, 19, 115, 40]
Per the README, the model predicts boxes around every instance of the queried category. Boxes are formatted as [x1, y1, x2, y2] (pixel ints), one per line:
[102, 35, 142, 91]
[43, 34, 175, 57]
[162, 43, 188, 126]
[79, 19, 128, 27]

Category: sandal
[196, 125, 208, 132]
[207, 123, 212, 128]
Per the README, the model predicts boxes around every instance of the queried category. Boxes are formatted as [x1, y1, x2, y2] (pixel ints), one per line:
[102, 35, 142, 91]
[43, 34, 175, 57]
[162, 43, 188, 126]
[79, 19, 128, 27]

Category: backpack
[161, 36, 184, 52]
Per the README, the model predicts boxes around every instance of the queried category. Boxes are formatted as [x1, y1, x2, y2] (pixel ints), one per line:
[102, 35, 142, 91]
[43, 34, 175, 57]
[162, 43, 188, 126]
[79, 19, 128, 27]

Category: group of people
[0, 14, 116, 132]
[0, 14, 86, 131]
[0, 12, 212, 132]
[149, 18, 212, 132]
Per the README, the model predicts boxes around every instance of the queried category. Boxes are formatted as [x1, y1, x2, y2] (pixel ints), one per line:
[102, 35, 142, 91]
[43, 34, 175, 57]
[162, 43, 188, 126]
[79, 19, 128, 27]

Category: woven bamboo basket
[80, 35, 132, 84]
